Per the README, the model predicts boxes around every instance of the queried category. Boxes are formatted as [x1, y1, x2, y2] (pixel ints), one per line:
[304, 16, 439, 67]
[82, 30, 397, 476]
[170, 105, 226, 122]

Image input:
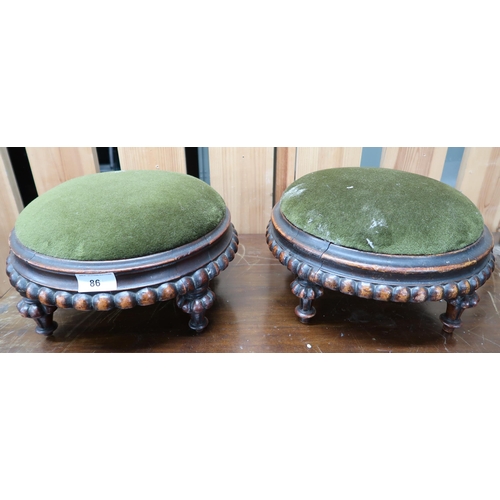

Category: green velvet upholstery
[15, 170, 227, 261]
[280, 168, 484, 255]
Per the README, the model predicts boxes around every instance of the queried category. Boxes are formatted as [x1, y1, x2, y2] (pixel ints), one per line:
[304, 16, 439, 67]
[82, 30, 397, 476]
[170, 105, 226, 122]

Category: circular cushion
[15, 170, 227, 261]
[280, 168, 484, 255]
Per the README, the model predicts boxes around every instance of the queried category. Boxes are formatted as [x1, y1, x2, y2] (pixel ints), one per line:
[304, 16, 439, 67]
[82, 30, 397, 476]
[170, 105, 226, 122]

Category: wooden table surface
[1, 234, 499, 353]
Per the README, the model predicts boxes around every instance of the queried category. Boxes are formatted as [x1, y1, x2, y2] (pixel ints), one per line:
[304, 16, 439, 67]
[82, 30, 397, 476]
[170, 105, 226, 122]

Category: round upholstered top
[15, 170, 227, 261]
[280, 168, 484, 255]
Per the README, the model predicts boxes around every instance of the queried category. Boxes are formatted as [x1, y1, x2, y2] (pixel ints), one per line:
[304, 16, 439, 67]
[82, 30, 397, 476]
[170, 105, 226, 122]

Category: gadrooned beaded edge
[6, 225, 239, 312]
[266, 222, 495, 303]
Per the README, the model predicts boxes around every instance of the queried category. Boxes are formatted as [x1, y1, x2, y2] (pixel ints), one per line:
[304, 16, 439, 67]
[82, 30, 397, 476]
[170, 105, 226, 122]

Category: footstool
[6, 170, 238, 335]
[266, 168, 495, 334]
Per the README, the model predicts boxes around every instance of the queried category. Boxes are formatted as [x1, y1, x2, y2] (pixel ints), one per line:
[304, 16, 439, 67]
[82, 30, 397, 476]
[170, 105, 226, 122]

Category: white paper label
[76, 273, 118, 293]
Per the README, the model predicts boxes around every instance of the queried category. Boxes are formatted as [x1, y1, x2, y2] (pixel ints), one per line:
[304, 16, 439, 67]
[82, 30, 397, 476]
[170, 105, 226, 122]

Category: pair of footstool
[6, 168, 495, 337]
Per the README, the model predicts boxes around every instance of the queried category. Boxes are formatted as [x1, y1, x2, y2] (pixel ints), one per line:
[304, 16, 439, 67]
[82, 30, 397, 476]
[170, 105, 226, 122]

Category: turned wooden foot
[291, 278, 324, 323]
[176, 284, 215, 333]
[440, 292, 480, 334]
[17, 298, 58, 335]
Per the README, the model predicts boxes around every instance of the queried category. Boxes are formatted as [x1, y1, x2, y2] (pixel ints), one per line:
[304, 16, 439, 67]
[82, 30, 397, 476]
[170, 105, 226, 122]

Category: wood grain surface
[209, 147, 274, 234]
[25, 147, 100, 194]
[274, 147, 296, 203]
[380, 147, 448, 179]
[117, 147, 186, 173]
[456, 147, 500, 233]
[295, 147, 362, 178]
[1, 234, 499, 353]
[0, 148, 23, 296]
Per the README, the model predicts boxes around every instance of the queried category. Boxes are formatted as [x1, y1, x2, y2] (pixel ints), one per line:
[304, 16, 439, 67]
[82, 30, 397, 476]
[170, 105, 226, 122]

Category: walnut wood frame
[266, 203, 495, 334]
[6, 209, 238, 335]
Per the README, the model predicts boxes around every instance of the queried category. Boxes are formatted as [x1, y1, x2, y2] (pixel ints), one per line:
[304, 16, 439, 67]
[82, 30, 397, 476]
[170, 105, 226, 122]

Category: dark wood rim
[267, 202, 495, 303]
[10, 209, 232, 274]
[7, 228, 238, 312]
[8, 209, 236, 292]
[6, 209, 239, 313]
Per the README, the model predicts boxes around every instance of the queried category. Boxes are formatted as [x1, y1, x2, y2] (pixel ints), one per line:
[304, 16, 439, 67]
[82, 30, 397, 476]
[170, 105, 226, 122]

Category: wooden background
[2, 146, 499, 296]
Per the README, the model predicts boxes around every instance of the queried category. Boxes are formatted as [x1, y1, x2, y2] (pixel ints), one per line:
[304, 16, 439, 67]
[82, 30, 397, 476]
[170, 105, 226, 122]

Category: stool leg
[176, 284, 215, 333]
[17, 298, 58, 335]
[291, 278, 324, 324]
[440, 292, 479, 334]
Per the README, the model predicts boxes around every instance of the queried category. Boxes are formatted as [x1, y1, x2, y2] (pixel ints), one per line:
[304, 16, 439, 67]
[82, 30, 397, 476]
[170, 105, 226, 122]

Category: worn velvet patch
[15, 170, 227, 260]
[280, 168, 484, 255]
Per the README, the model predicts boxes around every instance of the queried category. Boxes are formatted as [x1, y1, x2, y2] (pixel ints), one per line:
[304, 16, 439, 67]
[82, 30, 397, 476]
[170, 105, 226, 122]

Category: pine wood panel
[209, 147, 274, 234]
[456, 147, 500, 232]
[380, 147, 448, 180]
[25, 147, 99, 194]
[295, 147, 362, 178]
[274, 147, 296, 203]
[0, 148, 23, 296]
[117, 147, 186, 173]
